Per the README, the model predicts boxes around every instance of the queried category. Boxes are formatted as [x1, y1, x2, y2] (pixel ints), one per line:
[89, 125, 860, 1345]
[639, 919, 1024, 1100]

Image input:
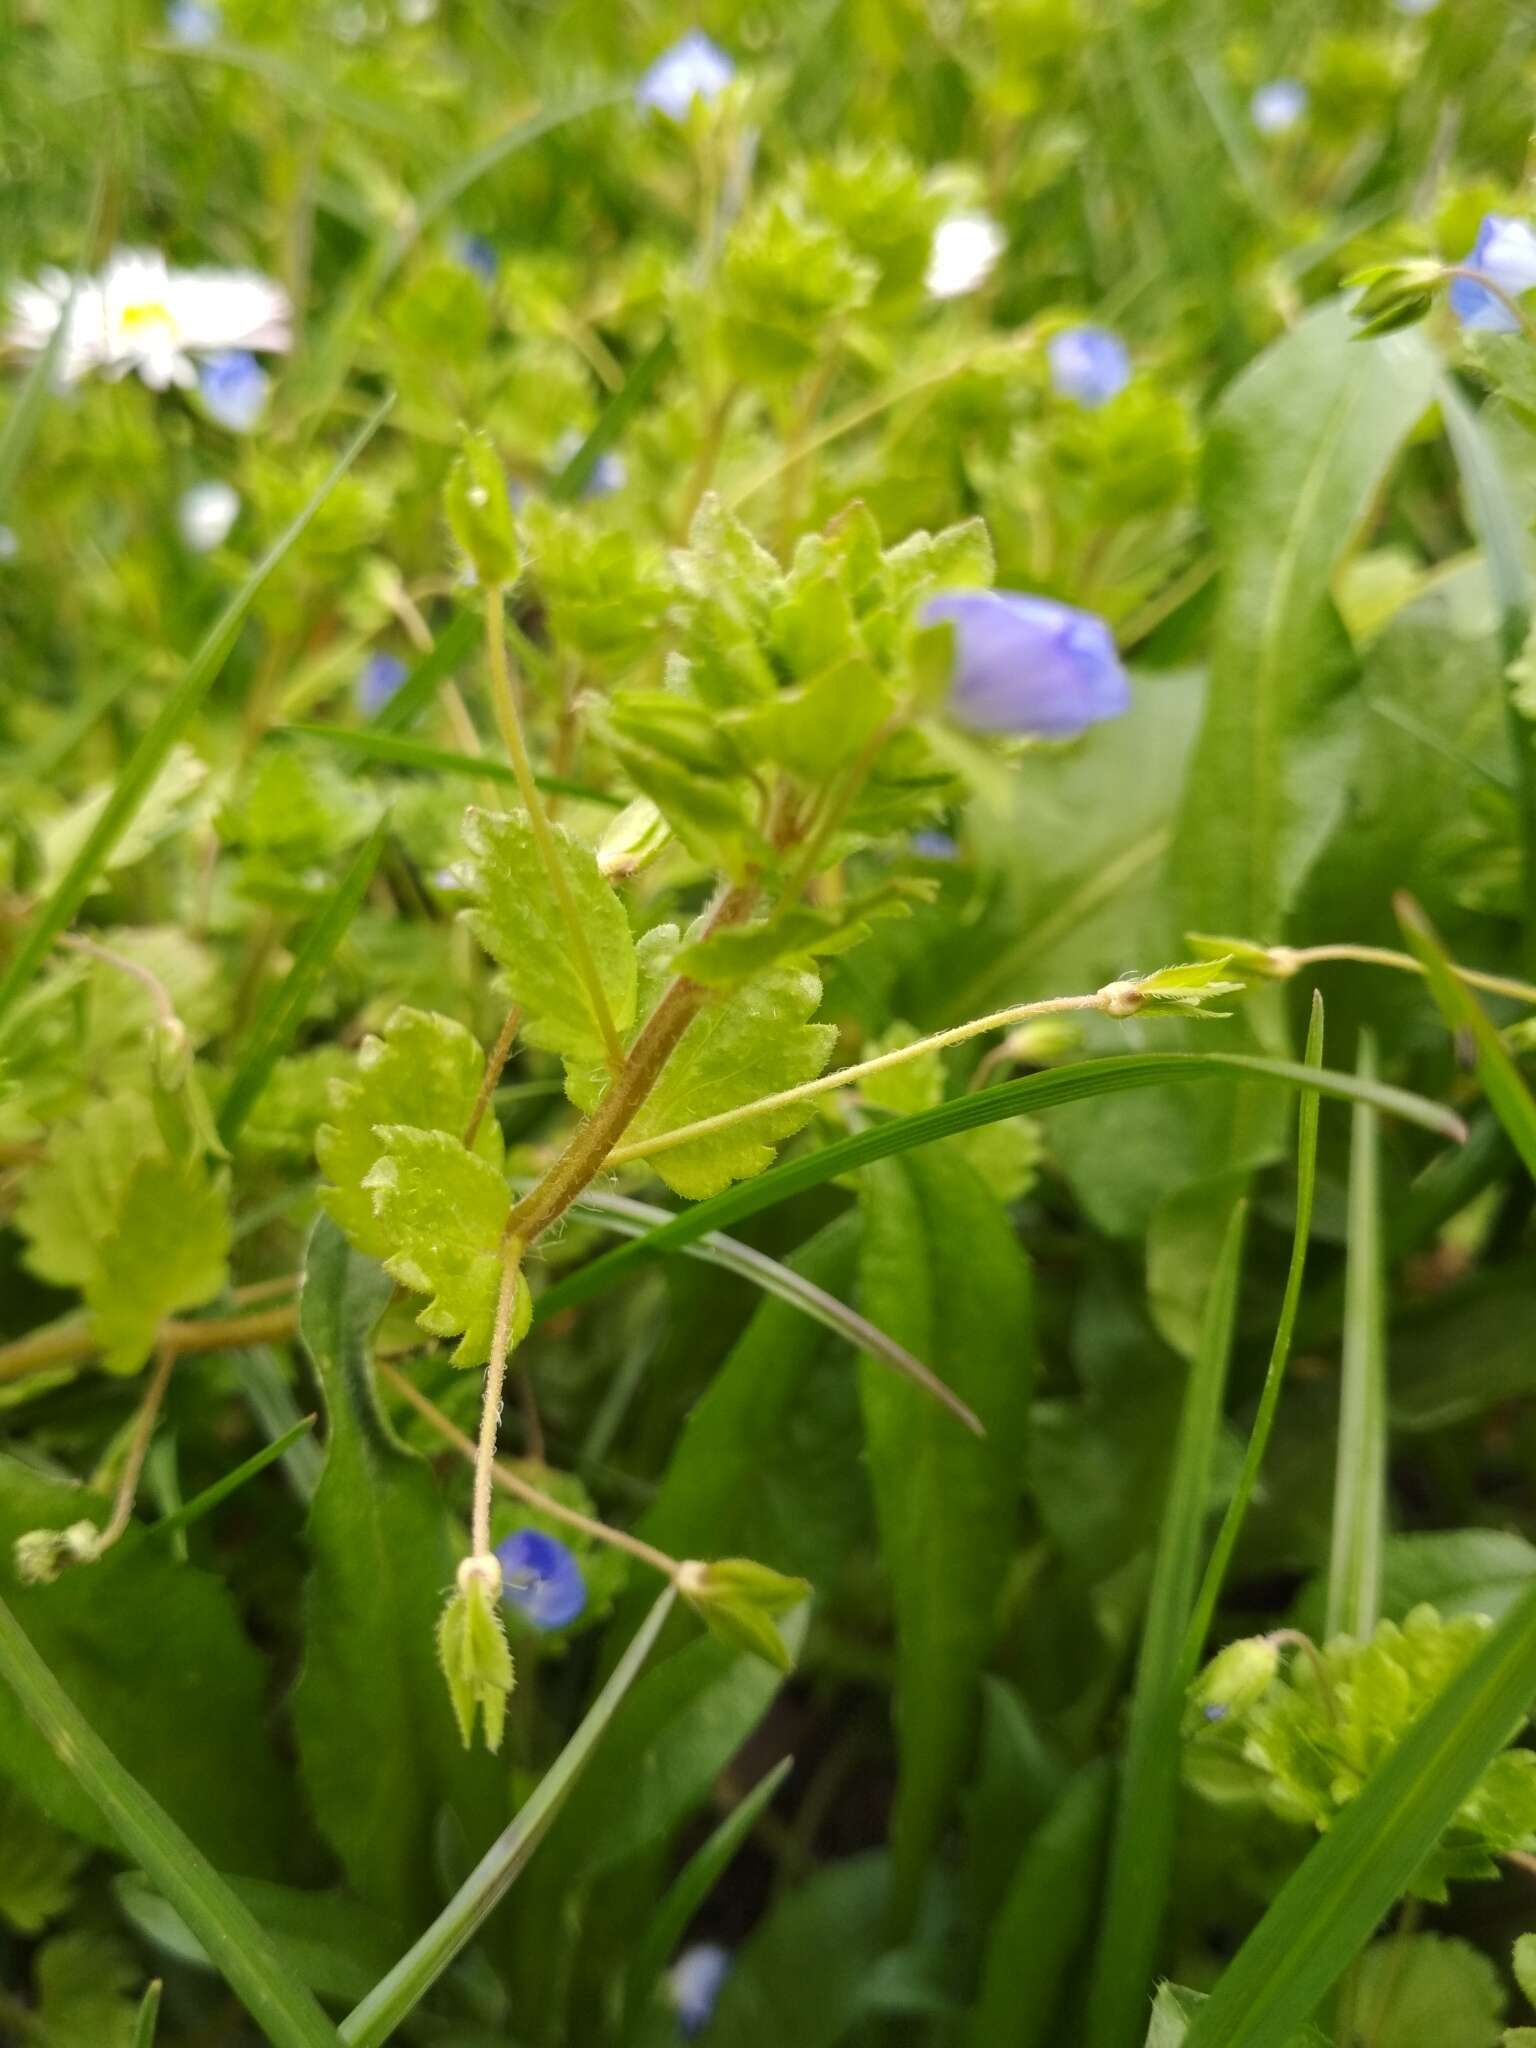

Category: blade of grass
[1084, 1200, 1248, 2048]
[132, 1980, 163, 2048]
[551, 330, 676, 502]
[1185, 1574, 1536, 2048]
[340, 1585, 677, 2048]
[149, 1416, 317, 1543]
[367, 608, 479, 734]
[0, 1594, 342, 2048]
[0, 263, 79, 517]
[229, 1348, 324, 1503]
[283, 722, 623, 807]
[217, 812, 390, 1145]
[556, 1182, 980, 1433]
[1398, 892, 1536, 1181]
[0, 396, 392, 1032]
[1324, 1031, 1387, 1643]
[1186, 992, 1323, 1660]
[532, 1050, 1464, 1324]
[1440, 381, 1536, 970]
[621, 1756, 792, 2038]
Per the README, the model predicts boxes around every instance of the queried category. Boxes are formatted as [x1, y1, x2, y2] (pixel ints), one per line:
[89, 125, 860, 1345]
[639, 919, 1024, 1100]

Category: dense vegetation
[5, 2, 1536, 2043]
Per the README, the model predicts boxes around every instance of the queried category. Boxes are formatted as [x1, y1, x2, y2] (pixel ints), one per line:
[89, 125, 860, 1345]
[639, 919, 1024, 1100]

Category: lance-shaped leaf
[362, 1126, 526, 1365]
[463, 807, 637, 1081]
[317, 1006, 504, 1261]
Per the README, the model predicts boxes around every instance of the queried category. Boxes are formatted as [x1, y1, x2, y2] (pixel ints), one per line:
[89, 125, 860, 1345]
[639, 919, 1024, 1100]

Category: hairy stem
[94, 1346, 176, 1554]
[56, 932, 185, 1052]
[1443, 265, 1536, 345]
[1277, 941, 1536, 1008]
[380, 1360, 681, 1580]
[606, 987, 1113, 1169]
[501, 881, 757, 1245]
[483, 583, 625, 1074]
[0, 1302, 301, 1385]
[463, 1003, 523, 1148]
[472, 1246, 523, 1561]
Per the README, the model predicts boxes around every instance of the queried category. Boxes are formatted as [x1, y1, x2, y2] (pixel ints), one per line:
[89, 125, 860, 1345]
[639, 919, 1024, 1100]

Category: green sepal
[437, 1573, 515, 1753]
[679, 1558, 811, 1673]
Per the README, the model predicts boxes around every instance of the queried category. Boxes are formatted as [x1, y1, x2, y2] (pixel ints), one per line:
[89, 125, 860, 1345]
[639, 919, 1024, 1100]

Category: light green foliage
[580, 925, 835, 1198]
[1514, 1932, 1536, 2009]
[317, 1003, 504, 1259]
[1146, 1984, 1329, 2047]
[713, 193, 876, 384]
[446, 427, 521, 585]
[437, 1572, 515, 1752]
[463, 805, 637, 1079]
[29, 1930, 143, 2048]
[1186, 1607, 1536, 1898]
[15, 1091, 230, 1373]
[0, 1782, 89, 1935]
[796, 145, 945, 310]
[520, 499, 676, 671]
[602, 497, 988, 875]
[220, 743, 379, 882]
[364, 1126, 527, 1364]
[39, 744, 210, 894]
[1347, 1934, 1505, 2048]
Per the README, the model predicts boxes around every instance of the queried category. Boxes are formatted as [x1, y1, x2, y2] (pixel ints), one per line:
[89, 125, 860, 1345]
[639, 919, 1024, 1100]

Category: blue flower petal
[452, 233, 498, 284]
[355, 652, 408, 715]
[166, 0, 220, 44]
[923, 589, 1131, 739]
[668, 1944, 730, 2036]
[495, 1526, 587, 1630]
[1449, 214, 1536, 333]
[1250, 78, 1307, 136]
[1047, 326, 1131, 408]
[197, 350, 270, 433]
[636, 31, 735, 121]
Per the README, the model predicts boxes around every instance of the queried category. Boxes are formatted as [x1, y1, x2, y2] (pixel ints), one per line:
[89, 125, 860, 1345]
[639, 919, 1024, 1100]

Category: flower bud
[446, 429, 520, 586]
[1189, 1636, 1281, 1721]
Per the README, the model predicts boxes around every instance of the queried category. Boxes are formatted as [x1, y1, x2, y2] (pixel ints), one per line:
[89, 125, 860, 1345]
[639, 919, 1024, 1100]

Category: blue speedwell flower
[198, 350, 269, 432]
[452, 233, 498, 284]
[668, 1944, 730, 2037]
[1048, 326, 1131, 408]
[495, 1527, 587, 1630]
[355, 652, 408, 714]
[924, 590, 1130, 739]
[1449, 215, 1536, 333]
[166, 0, 220, 43]
[637, 31, 735, 120]
[1250, 79, 1307, 136]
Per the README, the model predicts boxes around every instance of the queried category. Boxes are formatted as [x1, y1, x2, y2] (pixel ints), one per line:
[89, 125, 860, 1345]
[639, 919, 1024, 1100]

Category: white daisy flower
[925, 212, 1005, 300]
[8, 249, 290, 391]
[178, 480, 241, 553]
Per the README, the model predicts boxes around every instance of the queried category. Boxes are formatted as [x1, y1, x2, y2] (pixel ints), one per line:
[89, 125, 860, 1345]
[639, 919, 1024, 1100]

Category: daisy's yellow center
[119, 300, 176, 339]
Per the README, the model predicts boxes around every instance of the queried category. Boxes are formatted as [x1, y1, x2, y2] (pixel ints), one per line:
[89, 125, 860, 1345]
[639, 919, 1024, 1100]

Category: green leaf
[1148, 1984, 1329, 2048]
[364, 1126, 526, 1364]
[1515, 1933, 1536, 2011]
[1398, 895, 1536, 1182]
[533, 1049, 1465, 1325]
[148, 1415, 318, 1545]
[289, 1218, 502, 1927]
[0, 397, 390, 1030]
[1325, 1032, 1388, 1642]
[968, 1761, 1113, 2048]
[0, 1781, 89, 1935]
[29, 1929, 143, 2048]
[857, 1146, 1034, 1929]
[318, 1003, 505, 1260]
[15, 1092, 230, 1374]
[342, 1588, 679, 2048]
[0, 1588, 338, 2048]
[217, 813, 390, 1144]
[701, 1853, 893, 2048]
[1183, 1579, 1536, 2048]
[131, 1979, 162, 2048]
[1086, 1201, 1247, 2048]
[1173, 302, 1438, 946]
[464, 807, 637, 1079]
[1346, 1933, 1505, 2048]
